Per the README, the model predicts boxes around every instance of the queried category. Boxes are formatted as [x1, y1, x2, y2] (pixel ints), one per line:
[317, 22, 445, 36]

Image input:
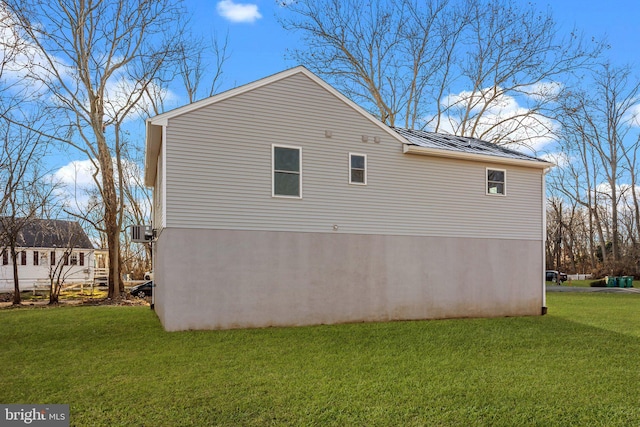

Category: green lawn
[1, 293, 639, 426]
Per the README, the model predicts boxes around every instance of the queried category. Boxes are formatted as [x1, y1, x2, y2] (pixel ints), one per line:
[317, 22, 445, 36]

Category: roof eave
[402, 144, 554, 169]
[144, 120, 163, 187]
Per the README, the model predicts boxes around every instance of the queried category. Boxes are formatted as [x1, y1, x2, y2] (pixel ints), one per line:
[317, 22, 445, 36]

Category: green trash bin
[623, 276, 634, 288]
[606, 276, 617, 287]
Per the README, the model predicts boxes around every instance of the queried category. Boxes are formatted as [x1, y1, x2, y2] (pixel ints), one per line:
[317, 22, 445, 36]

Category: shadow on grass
[1, 296, 639, 426]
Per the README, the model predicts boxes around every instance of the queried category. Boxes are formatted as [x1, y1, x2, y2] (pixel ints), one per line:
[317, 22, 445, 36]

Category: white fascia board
[402, 144, 555, 170]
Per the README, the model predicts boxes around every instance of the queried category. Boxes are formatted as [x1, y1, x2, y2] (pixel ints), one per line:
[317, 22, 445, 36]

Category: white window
[70, 252, 78, 266]
[487, 168, 506, 195]
[272, 145, 302, 198]
[349, 153, 367, 185]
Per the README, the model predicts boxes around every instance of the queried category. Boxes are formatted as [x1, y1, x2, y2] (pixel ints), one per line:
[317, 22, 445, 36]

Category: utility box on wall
[131, 225, 153, 243]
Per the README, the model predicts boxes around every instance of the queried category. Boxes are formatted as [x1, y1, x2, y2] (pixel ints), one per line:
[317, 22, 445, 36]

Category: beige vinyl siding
[164, 73, 543, 240]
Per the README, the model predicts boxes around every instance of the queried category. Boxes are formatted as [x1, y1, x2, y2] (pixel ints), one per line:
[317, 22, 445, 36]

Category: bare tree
[176, 32, 230, 104]
[281, 0, 455, 128]
[281, 0, 602, 147]
[4, 0, 191, 299]
[0, 111, 54, 304]
[45, 221, 88, 304]
[555, 63, 640, 271]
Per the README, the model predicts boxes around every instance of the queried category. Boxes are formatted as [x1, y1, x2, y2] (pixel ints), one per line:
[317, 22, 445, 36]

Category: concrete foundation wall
[154, 228, 543, 331]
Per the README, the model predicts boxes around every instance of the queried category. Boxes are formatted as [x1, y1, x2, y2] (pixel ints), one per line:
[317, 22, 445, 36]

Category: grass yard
[1, 293, 639, 426]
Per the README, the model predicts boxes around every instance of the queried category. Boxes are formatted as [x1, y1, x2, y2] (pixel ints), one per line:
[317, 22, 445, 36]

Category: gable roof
[144, 66, 408, 186]
[394, 128, 553, 168]
[144, 66, 553, 185]
[1, 219, 94, 249]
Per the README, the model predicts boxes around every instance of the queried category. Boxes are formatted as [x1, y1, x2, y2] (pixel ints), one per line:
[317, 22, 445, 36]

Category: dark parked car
[545, 270, 567, 283]
[130, 281, 153, 298]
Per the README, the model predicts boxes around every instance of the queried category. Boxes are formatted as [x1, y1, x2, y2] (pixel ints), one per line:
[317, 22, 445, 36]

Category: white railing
[94, 267, 108, 277]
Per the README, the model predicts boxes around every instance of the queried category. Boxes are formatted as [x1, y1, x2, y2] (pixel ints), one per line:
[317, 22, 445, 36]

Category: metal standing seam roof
[392, 127, 548, 164]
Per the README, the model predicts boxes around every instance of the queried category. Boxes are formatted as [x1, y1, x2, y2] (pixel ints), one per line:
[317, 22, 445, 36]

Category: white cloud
[436, 86, 558, 151]
[540, 151, 567, 167]
[50, 159, 100, 211]
[102, 75, 178, 122]
[442, 87, 520, 115]
[624, 102, 640, 127]
[54, 159, 99, 188]
[51, 158, 147, 212]
[521, 81, 563, 102]
[0, 6, 56, 92]
[216, 0, 262, 23]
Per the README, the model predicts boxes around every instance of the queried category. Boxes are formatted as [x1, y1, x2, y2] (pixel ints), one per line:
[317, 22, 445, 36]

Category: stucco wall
[154, 228, 543, 331]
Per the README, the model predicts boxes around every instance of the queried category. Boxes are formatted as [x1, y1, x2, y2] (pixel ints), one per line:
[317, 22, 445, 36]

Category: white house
[144, 66, 553, 331]
[0, 219, 96, 292]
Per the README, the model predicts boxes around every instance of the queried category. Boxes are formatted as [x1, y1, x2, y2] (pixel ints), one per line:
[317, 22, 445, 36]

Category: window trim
[486, 167, 506, 196]
[349, 153, 367, 185]
[272, 144, 302, 199]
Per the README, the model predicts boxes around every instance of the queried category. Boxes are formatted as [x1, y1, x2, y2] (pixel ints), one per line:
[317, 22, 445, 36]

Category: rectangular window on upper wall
[79, 252, 84, 266]
[70, 252, 78, 266]
[273, 145, 302, 198]
[20, 251, 26, 266]
[487, 168, 506, 195]
[33, 251, 39, 266]
[50, 251, 56, 266]
[2, 250, 8, 265]
[349, 153, 367, 185]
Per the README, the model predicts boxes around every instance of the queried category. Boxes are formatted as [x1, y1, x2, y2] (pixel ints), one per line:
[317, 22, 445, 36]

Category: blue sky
[51, 0, 640, 199]
[193, 0, 640, 92]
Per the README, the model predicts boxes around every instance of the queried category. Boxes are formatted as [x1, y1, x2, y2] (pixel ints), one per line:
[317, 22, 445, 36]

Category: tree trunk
[11, 246, 20, 305]
[610, 181, 619, 262]
[92, 103, 122, 300]
[102, 157, 122, 300]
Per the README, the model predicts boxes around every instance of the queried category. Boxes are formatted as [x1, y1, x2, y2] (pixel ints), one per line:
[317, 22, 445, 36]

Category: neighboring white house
[144, 66, 554, 331]
[0, 219, 96, 292]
